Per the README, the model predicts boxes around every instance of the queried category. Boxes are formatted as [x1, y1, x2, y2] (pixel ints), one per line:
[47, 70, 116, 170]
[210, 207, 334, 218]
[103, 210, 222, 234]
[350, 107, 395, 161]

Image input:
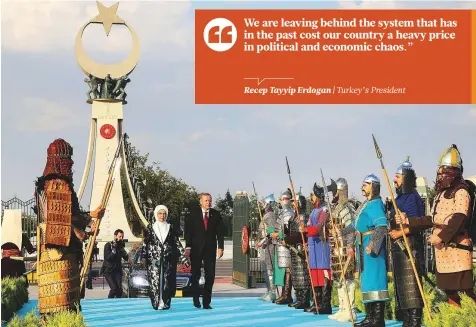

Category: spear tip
[372, 134, 383, 159]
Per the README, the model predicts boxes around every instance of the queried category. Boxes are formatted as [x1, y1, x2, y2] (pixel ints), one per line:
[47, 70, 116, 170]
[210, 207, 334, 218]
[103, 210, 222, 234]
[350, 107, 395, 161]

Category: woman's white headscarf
[154, 205, 169, 219]
[152, 205, 170, 244]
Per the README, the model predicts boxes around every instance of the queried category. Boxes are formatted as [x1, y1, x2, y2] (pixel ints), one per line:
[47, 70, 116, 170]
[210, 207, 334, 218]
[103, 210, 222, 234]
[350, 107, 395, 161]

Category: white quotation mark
[203, 18, 238, 52]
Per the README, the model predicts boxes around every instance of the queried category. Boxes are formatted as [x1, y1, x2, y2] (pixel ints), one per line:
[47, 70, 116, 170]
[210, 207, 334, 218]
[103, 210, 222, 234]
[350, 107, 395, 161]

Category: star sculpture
[91, 1, 125, 36]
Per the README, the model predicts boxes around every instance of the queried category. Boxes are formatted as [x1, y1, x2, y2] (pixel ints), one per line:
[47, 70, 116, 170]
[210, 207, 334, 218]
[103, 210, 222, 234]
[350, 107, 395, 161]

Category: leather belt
[355, 230, 375, 245]
[362, 230, 375, 237]
[447, 243, 473, 252]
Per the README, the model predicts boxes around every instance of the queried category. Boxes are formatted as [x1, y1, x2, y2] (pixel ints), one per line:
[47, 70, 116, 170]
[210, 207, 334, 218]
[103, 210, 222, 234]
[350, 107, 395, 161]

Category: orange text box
[195, 10, 472, 104]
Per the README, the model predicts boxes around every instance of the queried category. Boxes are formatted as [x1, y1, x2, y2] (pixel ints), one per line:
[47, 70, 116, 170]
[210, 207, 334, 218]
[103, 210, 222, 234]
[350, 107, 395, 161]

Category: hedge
[423, 265, 476, 327]
[1, 277, 29, 322]
[7, 309, 86, 327]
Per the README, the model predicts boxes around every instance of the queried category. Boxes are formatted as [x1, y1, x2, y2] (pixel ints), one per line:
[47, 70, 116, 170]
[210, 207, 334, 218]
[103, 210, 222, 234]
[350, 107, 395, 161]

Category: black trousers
[105, 272, 123, 298]
[191, 248, 216, 306]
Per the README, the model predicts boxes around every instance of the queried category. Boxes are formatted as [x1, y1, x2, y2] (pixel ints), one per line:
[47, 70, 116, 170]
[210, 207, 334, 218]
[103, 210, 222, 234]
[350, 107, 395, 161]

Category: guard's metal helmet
[280, 189, 293, 209]
[396, 157, 417, 193]
[438, 144, 462, 170]
[362, 174, 380, 196]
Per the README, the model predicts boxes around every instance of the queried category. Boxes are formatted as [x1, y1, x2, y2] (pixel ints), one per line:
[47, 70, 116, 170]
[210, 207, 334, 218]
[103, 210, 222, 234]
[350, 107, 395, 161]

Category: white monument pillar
[74, 2, 143, 257]
[90, 101, 141, 248]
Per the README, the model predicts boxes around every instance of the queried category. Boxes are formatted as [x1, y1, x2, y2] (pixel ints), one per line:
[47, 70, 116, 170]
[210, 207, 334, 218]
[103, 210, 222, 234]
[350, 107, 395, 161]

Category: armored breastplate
[40, 179, 73, 247]
[289, 214, 307, 233]
[334, 200, 356, 230]
[432, 189, 472, 273]
[289, 216, 299, 233]
[263, 211, 277, 230]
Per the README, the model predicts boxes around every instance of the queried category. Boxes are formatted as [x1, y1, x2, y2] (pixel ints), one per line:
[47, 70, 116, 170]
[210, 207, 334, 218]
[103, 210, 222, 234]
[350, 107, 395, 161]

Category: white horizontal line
[244, 78, 294, 86]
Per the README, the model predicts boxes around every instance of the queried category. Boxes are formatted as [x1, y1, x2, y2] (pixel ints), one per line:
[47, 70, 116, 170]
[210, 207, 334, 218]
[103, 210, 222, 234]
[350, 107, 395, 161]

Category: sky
[1, 0, 476, 209]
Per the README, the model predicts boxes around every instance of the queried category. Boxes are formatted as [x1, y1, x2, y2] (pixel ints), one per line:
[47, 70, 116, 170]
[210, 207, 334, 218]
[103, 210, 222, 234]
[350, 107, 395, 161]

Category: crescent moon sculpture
[74, 2, 140, 79]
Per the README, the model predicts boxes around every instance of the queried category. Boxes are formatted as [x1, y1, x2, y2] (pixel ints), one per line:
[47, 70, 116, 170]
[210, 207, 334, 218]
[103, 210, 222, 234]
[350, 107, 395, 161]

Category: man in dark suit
[185, 193, 225, 309]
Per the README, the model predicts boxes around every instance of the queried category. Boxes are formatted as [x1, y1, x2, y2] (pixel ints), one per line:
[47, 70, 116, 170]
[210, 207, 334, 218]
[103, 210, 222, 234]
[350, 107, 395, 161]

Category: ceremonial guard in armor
[256, 194, 278, 302]
[269, 189, 294, 304]
[342, 174, 389, 327]
[397, 145, 476, 307]
[34, 139, 104, 315]
[283, 194, 311, 309]
[388, 159, 424, 327]
[329, 178, 357, 323]
[299, 183, 332, 314]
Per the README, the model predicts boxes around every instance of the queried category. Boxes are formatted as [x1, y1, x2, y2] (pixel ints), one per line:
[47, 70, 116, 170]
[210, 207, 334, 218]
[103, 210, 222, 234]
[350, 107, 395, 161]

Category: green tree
[248, 194, 260, 223]
[305, 197, 313, 215]
[122, 145, 200, 237]
[215, 189, 234, 237]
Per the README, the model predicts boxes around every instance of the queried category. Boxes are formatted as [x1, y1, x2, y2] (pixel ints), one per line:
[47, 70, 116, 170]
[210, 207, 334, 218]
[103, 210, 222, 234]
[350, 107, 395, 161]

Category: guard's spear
[252, 181, 280, 297]
[285, 157, 319, 313]
[372, 134, 432, 321]
[80, 134, 124, 291]
[321, 169, 355, 326]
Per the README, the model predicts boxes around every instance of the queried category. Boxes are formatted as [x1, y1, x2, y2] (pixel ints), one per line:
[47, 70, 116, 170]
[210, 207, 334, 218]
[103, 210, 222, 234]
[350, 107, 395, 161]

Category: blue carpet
[9, 298, 403, 327]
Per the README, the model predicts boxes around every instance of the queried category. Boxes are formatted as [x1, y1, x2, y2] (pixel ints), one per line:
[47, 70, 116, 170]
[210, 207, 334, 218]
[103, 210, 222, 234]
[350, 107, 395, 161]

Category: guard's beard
[362, 189, 371, 200]
[435, 166, 462, 193]
[395, 183, 402, 194]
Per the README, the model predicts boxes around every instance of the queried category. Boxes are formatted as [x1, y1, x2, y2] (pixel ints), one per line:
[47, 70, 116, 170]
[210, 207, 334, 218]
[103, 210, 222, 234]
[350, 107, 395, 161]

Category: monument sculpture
[75, 1, 148, 255]
[85, 74, 131, 103]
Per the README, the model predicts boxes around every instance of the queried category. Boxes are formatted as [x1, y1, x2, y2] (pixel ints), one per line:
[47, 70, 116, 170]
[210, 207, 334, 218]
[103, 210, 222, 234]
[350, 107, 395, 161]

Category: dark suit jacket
[184, 207, 225, 256]
[101, 241, 128, 275]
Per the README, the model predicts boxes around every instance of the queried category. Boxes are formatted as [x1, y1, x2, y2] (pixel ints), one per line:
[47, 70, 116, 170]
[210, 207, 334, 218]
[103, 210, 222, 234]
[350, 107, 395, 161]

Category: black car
[122, 247, 204, 298]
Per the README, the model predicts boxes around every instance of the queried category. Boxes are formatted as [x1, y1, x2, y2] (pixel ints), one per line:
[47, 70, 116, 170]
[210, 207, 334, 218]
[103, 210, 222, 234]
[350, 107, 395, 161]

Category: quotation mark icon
[203, 18, 238, 52]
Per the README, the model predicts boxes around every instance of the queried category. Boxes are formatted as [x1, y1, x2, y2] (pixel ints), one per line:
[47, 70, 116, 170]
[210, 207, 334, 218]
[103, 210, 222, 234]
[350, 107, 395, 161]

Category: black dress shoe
[193, 300, 201, 308]
[318, 306, 333, 314]
[203, 305, 213, 309]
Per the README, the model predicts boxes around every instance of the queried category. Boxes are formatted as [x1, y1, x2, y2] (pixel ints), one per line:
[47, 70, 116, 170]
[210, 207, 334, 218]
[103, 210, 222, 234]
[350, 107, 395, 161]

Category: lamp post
[180, 208, 190, 237]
